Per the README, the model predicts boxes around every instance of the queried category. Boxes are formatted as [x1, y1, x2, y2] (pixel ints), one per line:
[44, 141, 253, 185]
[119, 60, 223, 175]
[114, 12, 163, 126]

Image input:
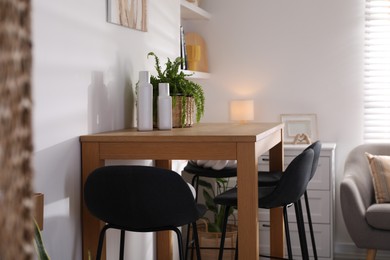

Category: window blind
[364, 0, 390, 142]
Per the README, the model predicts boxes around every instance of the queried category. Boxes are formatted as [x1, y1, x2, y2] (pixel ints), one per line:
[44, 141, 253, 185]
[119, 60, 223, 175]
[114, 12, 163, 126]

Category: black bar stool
[84, 165, 206, 260]
[258, 141, 322, 259]
[214, 148, 315, 260]
[182, 162, 237, 259]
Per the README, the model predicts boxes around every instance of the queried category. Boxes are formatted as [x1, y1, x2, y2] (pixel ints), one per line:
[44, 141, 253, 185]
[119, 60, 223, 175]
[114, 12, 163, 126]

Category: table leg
[155, 160, 172, 170]
[155, 160, 173, 260]
[269, 138, 284, 258]
[237, 143, 259, 259]
[81, 142, 105, 260]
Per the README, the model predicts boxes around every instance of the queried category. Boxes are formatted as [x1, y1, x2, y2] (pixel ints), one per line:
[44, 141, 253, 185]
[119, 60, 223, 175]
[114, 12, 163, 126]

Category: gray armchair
[341, 144, 390, 260]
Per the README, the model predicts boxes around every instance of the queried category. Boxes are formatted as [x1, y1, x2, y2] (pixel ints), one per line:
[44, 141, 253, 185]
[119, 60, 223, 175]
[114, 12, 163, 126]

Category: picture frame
[107, 0, 147, 32]
[280, 114, 318, 144]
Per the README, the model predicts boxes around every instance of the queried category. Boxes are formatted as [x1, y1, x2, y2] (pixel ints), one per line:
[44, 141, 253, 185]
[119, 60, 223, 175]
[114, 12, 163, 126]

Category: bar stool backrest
[259, 148, 314, 208]
[84, 165, 201, 231]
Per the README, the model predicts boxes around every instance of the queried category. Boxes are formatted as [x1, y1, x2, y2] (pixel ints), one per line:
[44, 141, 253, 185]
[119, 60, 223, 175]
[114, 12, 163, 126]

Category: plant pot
[148, 52, 205, 126]
[190, 219, 237, 260]
[153, 96, 195, 128]
[172, 96, 194, 128]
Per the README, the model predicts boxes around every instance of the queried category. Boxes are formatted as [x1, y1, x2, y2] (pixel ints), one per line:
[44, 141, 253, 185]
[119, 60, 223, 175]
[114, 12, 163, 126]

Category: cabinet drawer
[259, 222, 331, 258]
[257, 190, 330, 224]
[258, 156, 330, 190]
[306, 157, 330, 190]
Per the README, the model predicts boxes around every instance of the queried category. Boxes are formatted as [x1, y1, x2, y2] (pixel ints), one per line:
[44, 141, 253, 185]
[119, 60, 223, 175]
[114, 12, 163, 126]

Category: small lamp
[230, 99, 254, 124]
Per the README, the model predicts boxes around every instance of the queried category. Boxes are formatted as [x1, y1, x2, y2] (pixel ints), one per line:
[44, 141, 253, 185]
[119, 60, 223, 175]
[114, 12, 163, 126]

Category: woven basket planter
[189, 219, 237, 260]
[153, 96, 195, 128]
[172, 96, 195, 128]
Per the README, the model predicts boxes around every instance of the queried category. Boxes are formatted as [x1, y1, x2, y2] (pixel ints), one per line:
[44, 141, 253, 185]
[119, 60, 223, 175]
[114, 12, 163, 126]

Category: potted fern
[147, 52, 205, 127]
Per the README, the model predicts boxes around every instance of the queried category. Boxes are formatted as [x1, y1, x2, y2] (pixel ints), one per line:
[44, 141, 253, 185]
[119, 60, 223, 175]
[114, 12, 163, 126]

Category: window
[364, 0, 390, 142]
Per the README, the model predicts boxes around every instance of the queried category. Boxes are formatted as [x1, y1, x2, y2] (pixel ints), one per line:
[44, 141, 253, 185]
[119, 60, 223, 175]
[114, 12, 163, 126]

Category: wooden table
[80, 122, 284, 260]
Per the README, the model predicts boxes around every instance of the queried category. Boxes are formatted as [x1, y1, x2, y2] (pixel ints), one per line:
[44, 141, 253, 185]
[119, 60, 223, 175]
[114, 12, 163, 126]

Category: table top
[80, 122, 283, 143]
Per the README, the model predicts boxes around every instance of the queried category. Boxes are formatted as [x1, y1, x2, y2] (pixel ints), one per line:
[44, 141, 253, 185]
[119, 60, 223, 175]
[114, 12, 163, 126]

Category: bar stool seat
[183, 162, 238, 180]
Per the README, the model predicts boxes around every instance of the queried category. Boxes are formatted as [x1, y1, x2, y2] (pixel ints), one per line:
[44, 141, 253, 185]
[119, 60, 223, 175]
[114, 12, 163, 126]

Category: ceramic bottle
[137, 71, 153, 131]
[158, 83, 172, 130]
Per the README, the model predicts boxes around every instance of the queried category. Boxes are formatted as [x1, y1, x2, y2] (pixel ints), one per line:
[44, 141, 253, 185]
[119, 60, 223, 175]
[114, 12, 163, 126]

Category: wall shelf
[180, 0, 211, 20]
[180, 1, 211, 77]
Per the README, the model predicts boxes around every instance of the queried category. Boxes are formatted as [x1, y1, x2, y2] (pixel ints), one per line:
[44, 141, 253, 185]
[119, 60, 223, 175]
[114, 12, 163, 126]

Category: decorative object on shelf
[180, 26, 188, 70]
[230, 99, 254, 124]
[107, 0, 147, 31]
[157, 83, 172, 130]
[148, 52, 205, 128]
[185, 32, 209, 72]
[281, 114, 318, 144]
[187, 44, 201, 72]
[137, 71, 153, 131]
[293, 133, 312, 144]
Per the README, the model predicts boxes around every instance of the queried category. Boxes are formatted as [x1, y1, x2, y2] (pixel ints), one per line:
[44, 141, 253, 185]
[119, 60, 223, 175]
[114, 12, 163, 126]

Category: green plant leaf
[34, 219, 50, 260]
[197, 179, 213, 190]
[216, 178, 228, 185]
[208, 223, 221, 233]
[203, 190, 217, 213]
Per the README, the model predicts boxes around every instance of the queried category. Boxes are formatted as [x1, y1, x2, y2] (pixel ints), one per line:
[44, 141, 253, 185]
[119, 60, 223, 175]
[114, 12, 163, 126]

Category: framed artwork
[107, 0, 147, 32]
[280, 114, 318, 144]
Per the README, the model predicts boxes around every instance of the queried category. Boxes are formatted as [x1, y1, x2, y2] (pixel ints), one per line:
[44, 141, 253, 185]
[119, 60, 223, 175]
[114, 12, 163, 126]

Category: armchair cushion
[365, 152, 390, 203]
[366, 203, 390, 231]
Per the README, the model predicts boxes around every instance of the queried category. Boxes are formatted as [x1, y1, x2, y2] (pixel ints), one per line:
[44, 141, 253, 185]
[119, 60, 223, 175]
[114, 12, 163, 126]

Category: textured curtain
[0, 0, 34, 259]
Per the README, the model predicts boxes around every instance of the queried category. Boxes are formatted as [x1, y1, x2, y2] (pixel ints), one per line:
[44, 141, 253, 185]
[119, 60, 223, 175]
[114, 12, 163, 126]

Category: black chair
[258, 141, 322, 259]
[214, 148, 315, 260]
[182, 162, 237, 259]
[84, 165, 206, 260]
[183, 162, 238, 201]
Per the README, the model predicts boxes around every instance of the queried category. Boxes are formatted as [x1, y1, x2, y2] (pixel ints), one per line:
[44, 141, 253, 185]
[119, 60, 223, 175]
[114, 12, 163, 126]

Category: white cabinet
[259, 222, 332, 259]
[258, 143, 336, 259]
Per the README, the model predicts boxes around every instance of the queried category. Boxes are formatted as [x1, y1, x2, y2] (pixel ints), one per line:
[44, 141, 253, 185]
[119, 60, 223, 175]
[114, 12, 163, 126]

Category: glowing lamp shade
[230, 100, 254, 123]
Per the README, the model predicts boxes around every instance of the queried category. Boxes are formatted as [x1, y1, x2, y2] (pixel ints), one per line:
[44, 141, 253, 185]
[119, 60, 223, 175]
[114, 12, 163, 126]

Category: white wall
[32, 0, 180, 259]
[188, 0, 366, 258]
[31, 0, 373, 259]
